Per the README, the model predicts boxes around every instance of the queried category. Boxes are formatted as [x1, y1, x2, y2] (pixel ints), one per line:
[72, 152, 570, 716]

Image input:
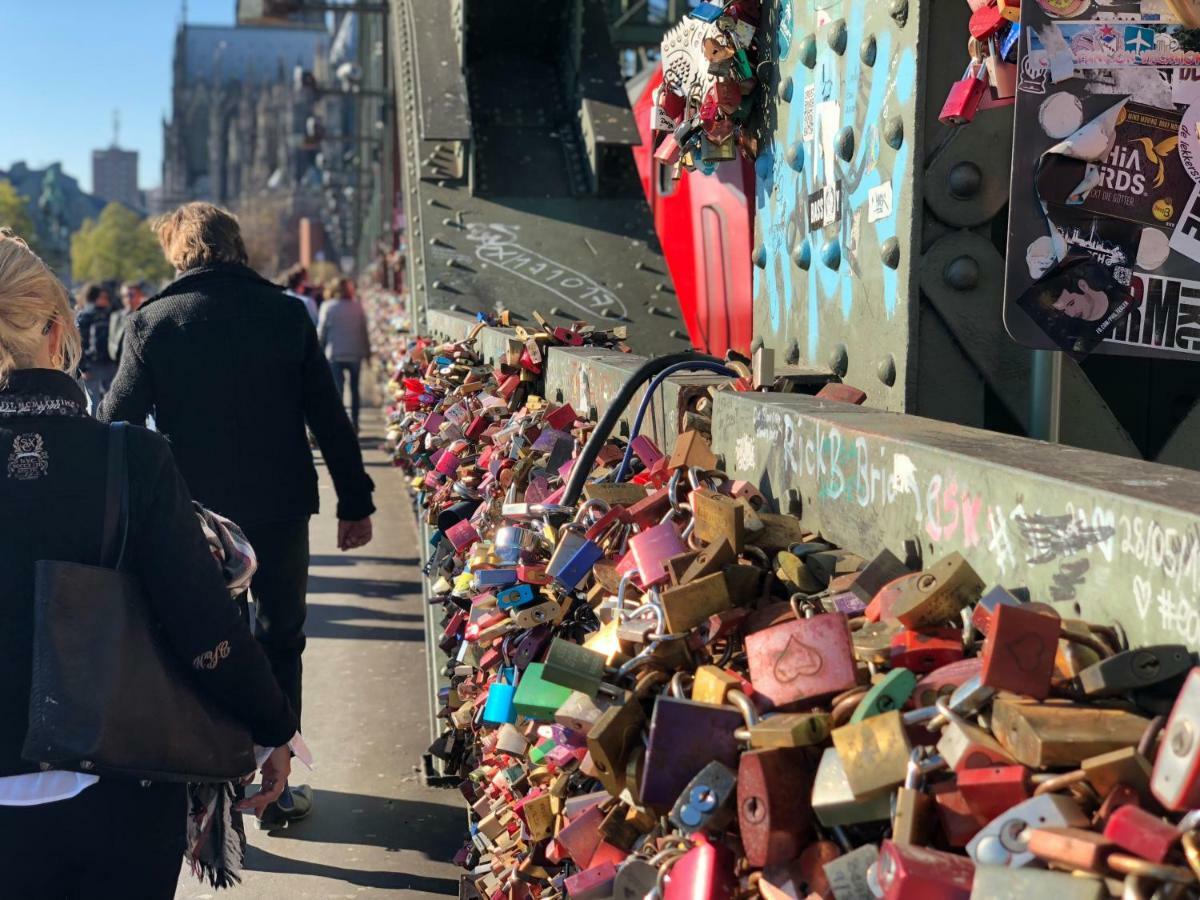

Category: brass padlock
[831, 710, 913, 797]
[991, 697, 1150, 768]
[659, 573, 732, 634]
[891, 552, 984, 629]
[690, 488, 745, 551]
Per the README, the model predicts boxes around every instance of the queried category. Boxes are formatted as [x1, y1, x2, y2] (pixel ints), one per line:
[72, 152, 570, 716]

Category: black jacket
[75, 304, 113, 370]
[0, 370, 297, 775]
[98, 264, 375, 527]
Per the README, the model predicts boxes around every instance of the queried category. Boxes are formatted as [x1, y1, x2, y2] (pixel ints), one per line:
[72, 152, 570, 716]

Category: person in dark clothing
[74, 282, 116, 409]
[0, 229, 296, 898]
[107, 280, 148, 365]
[99, 202, 375, 826]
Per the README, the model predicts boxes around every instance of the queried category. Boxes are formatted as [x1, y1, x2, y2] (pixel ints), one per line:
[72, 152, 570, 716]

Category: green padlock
[541, 638, 606, 697]
[850, 668, 918, 724]
[513, 663, 574, 720]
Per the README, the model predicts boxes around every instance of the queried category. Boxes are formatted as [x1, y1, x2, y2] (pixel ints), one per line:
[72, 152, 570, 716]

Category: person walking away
[317, 277, 371, 433]
[0, 228, 298, 898]
[74, 283, 116, 409]
[100, 203, 375, 827]
[283, 266, 318, 326]
[108, 280, 148, 365]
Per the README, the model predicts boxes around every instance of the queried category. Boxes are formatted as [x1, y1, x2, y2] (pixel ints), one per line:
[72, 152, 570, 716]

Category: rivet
[890, 0, 909, 27]
[861, 35, 878, 67]
[948, 162, 983, 200]
[881, 237, 901, 269]
[944, 255, 980, 291]
[828, 19, 848, 55]
[753, 244, 768, 268]
[800, 34, 817, 68]
[786, 339, 801, 365]
[884, 116, 904, 150]
[785, 142, 805, 172]
[793, 239, 812, 270]
[778, 75, 794, 102]
[828, 344, 849, 377]
[836, 127, 855, 162]
[877, 354, 896, 386]
[821, 239, 841, 270]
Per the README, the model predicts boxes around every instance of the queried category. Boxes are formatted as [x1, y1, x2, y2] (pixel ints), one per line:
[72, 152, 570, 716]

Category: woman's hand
[235, 745, 292, 817]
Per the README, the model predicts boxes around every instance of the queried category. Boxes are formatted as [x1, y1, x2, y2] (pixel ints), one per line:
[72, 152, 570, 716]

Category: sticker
[7, 433, 48, 481]
[802, 85, 816, 141]
[1110, 271, 1200, 354]
[1016, 258, 1138, 359]
[807, 183, 842, 231]
[817, 100, 841, 183]
[1179, 103, 1200, 182]
[1027, 235, 1061, 279]
[1031, 22, 1200, 67]
[1039, 93, 1085, 138]
[1037, 0, 1092, 16]
[1138, 226, 1172, 268]
[1174, 67, 1200, 105]
[1020, 51, 1051, 94]
[777, 0, 793, 60]
[1169, 182, 1200, 262]
[867, 183, 894, 222]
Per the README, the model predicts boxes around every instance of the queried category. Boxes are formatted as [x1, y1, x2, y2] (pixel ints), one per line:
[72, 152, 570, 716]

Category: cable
[613, 360, 737, 482]
[561, 352, 726, 508]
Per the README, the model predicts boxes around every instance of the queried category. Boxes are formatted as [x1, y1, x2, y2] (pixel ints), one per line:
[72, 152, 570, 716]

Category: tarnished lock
[689, 487, 745, 550]
[980, 603, 1060, 700]
[966, 793, 1089, 867]
[745, 612, 858, 709]
[831, 710, 914, 797]
[640, 696, 742, 812]
[935, 699, 1015, 771]
[737, 747, 815, 867]
[659, 572, 732, 634]
[745, 712, 832, 749]
[891, 749, 939, 846]
[812, 746, 893, 827]
[541, 638, 607, 697]
[991, 697, 1149, 768]
[822, 844, 878, 900]
[668, 760, 738, 835]
[586, 697, 646, 798]
[892, 553, 984, 629]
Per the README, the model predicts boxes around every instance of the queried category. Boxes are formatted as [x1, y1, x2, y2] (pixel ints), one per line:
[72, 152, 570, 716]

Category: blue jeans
[331, 360, 362, 429]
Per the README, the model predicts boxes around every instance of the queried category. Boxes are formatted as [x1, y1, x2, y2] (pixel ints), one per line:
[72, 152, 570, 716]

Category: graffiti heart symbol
[773, 635, 824, 683]
[1134, 575, 1153, 620]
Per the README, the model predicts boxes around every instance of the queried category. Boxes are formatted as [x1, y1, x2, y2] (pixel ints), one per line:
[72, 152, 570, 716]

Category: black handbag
[22, 422, 256, 783]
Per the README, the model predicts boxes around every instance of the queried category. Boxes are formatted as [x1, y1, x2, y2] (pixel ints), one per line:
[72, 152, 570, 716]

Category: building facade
[92, 147, 140, 211]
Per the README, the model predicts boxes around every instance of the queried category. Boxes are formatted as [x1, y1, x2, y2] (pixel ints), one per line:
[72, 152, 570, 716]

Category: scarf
[185, 503, 258, 888]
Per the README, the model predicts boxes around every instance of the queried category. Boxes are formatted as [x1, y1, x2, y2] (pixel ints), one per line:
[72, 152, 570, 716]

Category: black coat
[99, 264, 375, 527]
[0, 370, 297, 775]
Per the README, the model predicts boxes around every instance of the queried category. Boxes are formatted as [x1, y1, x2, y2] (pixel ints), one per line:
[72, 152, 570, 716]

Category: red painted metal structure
[630, 68, 756, 358]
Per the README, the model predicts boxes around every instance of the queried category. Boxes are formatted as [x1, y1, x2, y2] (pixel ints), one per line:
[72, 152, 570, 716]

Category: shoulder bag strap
[100, 422, 130, 569]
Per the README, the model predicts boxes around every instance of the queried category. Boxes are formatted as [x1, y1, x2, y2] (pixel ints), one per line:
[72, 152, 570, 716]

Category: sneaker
[256, 784, 314, 830]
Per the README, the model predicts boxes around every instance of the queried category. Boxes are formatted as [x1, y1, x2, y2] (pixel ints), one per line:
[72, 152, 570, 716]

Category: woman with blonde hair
[0, 228, 298, 898]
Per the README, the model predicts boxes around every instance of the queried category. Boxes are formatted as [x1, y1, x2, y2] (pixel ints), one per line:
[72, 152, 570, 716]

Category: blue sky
[0, 0, 235, 193]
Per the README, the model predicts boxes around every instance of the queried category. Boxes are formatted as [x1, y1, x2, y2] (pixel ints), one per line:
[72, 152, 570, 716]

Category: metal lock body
[494, 723, 528, 756]
[562, 862, 619, 900]
[875, 841, 975, 900]
[511, 599, 564, 630]
[1102, 803, 1179, 863]
[774, 550, 822, 594]
[511, 663, 573, 721]
[936, 703, 1015, 771]
[445, 518, 481, 554]
[1152, 667, 1200, 810]
[496, 584, 536, 611]
[612, 858, 658, 900]
[892, 749, 939, 846]
[866, 573, 917, 622]
[812, 747, 892, 827]
[640, 697, 742, 812]
[659, 572, 732, 634]
[968, 866, 1105, 900]
[546, 529, 605, 591]
[541, 638, 607, 696]
[690, 488, 745, 550]
[679, 536, 736, 585]
[667, 430, 718, 472]
[804, 549, 865, 586]
[747, 712, 832, 749]
[517, 791, 556, 842]
[832, 710, 914, 797]
[1078, 644, 1193, 698]
[692, 665, 742, 706]
[992, 697, 1149, 768]
[586, 699, 647, 797]
[556, 801, 606, 868]
[956, 765, 1030, 822]
[851, 669, 917, 724]
[966, 794, 1088, 867]
[668, 760, 738, 836]
[850, 548, 910, 605]
[737, 747, 814, 868]
[556, 691, 618, 736]
[891, 553, 984, 630]
[889, 629, 964, 674]
[971, 585, 1021, 635]
[980, 603, 1060, 700]
[745, 612, 858, 709]
[939, 61, 990, 127]
[1024, 826, 1111, 873]
[853, 620, 902, 666]
[476, 567, 520, 589]
[822, 844, 878, 900]
[662, 833, 736, 900]
[909, 659, 983, 710]
[1082, 746, 1151, 801]
[481, 667, 519, 726]
[625, 521, 688, 587]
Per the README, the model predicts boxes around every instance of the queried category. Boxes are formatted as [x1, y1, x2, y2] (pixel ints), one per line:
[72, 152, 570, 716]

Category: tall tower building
[92, 112, 141, 210]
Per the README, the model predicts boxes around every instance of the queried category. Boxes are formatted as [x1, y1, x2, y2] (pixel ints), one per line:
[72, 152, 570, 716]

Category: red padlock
[875, 840, 975, 899]
[939, 61, 989, 126]
[968, 1, 1004, 40]
[1152, 667, 1200, 811]
[1103, 804, 1179, 863]
[889, 628, 964, 674]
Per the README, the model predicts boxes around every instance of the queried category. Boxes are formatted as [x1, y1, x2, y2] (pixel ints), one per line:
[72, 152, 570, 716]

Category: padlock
[967, 794, 1089, 867]
[669, 760, 738, 836]
[968, 866, 1105, 900]
[936, 700, 1016, 771]
[997, 0, 1020, 20]
[692, 665, 743, 706]
[737, 747, 814, 867]
[1082, 746, 1152, 801]
[956, 765, 1030, 822]
[854, 620, 902, 666]
[971, 585, 1021, 635]
[668, 430, 718, 471]
[481, 667, 519, 725]
[511, 598, 564, 630]
[745, 613, 858, 709]
[985, 36, 1017, 101]
[968, 0, 1003, 39]
[1024, 826, 1111, 873]
[746, 712, 831, 749]
[556, 801, 606, 867]
[563, 862, 619, 900]
[850, 549, 911, 605]
[774, 550, 823, 594]
[659, 572, 732, 634]
[640, 697, 742, 812]
[891, 749, 937, 846]
[690, 488, 745, 550]
[850, 668, 917, 723]
[909, 659, 983, 710]
[890, 630, 964, 675]
[541, 638, 607, 696]
[625, 521, 688, 587]
[980, 603, 1060, 700]
[511, 663, 573, 721]
[1078, 644, 1193, 698]
[832, 710, 914, 797]
[874, 840, 975, 900]
[822, 844, 878, 900]
[1152, 666, 1200, 810]
[992, 697, 1149, 768]
[496, 583, 535, 611]
[663, 833, 736, 900]
[587, 699, 646, 798]
[938, 62, 990, 127]
[1103, 803, 1179, 863]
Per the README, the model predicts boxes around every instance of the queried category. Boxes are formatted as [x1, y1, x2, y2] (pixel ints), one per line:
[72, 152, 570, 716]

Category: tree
[0, 179, 36, 245]
[70, 203, 172, 285]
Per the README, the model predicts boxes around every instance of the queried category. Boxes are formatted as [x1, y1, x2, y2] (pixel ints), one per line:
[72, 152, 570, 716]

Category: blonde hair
[0, 229, 81, 386]
[153, 202, 249, 272]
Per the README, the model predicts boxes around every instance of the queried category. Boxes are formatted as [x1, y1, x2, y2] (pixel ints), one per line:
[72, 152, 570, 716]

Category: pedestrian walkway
[177, 408, 461, 899]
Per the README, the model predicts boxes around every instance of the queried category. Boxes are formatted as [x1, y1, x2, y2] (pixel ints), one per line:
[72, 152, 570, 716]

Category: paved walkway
[177, 409, 461, 899]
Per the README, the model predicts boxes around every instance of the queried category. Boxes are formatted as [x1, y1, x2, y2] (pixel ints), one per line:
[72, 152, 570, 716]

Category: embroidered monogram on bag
[6, 433, 48, 481]
[193, 640, 232, 671]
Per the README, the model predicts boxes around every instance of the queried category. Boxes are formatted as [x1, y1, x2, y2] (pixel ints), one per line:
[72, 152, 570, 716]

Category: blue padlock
[1000, 22, 1020, 63]
[689, 2, 723, 22]
[497, 584, 536, 611]
[481, 667, 518, 725]
[476, 567, 519, 589]
[546, 531, 605, 591]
